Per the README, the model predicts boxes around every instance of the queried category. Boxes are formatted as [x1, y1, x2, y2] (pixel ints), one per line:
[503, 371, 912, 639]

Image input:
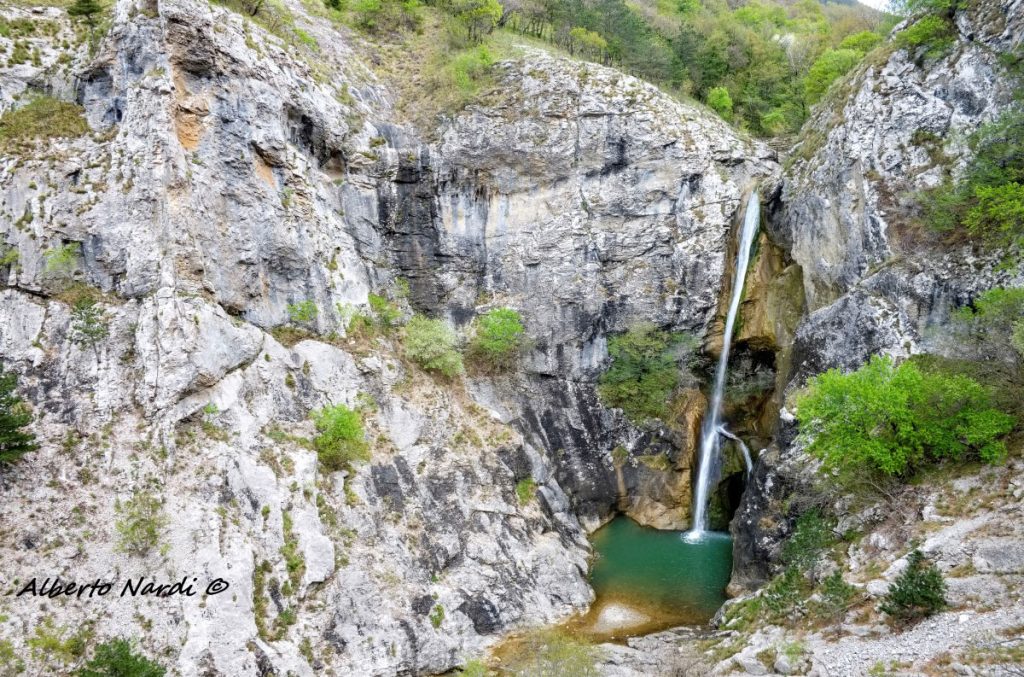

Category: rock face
[731, 0, 1024, 591]
[0, 0, 778, 673]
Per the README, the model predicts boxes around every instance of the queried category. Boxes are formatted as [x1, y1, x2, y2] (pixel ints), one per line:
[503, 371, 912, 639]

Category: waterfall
[688, 191, 760, 537]
[717, 425, 753, 477]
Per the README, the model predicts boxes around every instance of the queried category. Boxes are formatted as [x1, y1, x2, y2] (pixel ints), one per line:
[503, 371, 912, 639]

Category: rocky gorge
[0, 0, 1023, 674]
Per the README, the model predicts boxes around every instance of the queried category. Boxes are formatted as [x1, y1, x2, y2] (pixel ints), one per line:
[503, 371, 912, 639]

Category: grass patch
[0, 96, 89, 154]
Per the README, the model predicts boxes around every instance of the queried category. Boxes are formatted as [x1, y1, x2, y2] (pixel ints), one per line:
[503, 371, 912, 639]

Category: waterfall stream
[688, 191, 760, 538]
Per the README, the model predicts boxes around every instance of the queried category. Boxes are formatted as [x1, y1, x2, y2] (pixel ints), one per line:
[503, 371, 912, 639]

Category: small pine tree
[0, 367, 37, 464]
[67, 0, 103, 26]
[880, 550, 947, 623]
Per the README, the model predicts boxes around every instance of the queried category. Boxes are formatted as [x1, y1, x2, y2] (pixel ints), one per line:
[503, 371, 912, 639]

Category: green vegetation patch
[0, 367, 38, 464]
[79, 638, 165, 677]
[467, 307, 527, 372]
[0, 97, 89, 153]
[598, 323, 697, 424]
[403, 315, 464, 378]
[115, 490, 168, 555]
[796, 355, 1014, 485]
[880, 549, 947, 624]
[311, 404, 370, 471]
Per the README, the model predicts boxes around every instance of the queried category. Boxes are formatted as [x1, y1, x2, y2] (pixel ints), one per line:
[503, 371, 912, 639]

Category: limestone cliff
[0, 0, 776, 673]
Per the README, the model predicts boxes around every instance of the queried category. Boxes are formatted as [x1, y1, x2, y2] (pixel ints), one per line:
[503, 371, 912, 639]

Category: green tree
[838, 30, 882, 53]
[706, 86, 733, 121]
[67, 0, 103, 27]
[803, 48, 861, 104]
[0, 367, 37, 464]
[468, 307, 526, 371]
[880, 550, 946, 623]
[796, 355, 1014, 482]
[598, 324, 693, 423]
[450, 0, 502, 43]
[70, 300, 109, 355]
[312, 404, 370, 471]
[951, 287, 1024, 378]
[78, 639, 165, 677]
[403, 315, 464, 377]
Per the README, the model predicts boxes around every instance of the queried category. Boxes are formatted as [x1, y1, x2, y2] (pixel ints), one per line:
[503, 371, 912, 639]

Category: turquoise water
[589, 516, 734, 626]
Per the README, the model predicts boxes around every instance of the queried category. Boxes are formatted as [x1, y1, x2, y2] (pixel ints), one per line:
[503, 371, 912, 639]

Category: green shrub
[762, 567, 806, 619]
[515, 477, 537, 505]
[0, 97, 89, 151]
[312, 404, 370, 471]
[502, 629, 601, 677]
[115, 491, 167, 555]
[811, 571, 857, 622]
[782, 509, 834, 575]
[449, 0, 502, 43]
[897, 15, 955, 59]
[457, 660, 488, 677]
[921, 110, 1024, 247]
[352, 0, 423, 34]
[468, 307, 526, 371]
[403, 315, 463, 377]
[951, 287, 1024, 377]
[448, 46, 496, 96]
[880, 549, 946, 623]
[598, 324, 695, 423]
[839, 30, 882, 53]
[429, 604, 445, 628]
[707, 86, 733, 121]
[368, 293, 402, 331]
[796, 355, 1014, 482]
[804, 48, 862, 105]
[286, 300, 318, 324]
[43, 243, 81, 280]
[78, 638, 165, 677]
[0, 367, 37, 464]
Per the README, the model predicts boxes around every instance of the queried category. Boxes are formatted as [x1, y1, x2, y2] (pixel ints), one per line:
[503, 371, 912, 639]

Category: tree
[803, 48, 861, 104]
[0, 367, 37, 464]
[597, 324, 695, 423]
[796, 355, 1015, 482]
[67, 0, 103, 27]
[706, 86, 733, 121]
[880, 550, 946, 623]
[403, 315, 464, 378]
[70, 300, 109, 356]
[467, 307, 526, 372]
[311, 404, 370, 471]
[78, 639, 165, 677]
[450, 0, 503, 43]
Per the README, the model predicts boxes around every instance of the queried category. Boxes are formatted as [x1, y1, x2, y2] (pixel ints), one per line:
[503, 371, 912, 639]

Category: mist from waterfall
[688, 191, 760, 537]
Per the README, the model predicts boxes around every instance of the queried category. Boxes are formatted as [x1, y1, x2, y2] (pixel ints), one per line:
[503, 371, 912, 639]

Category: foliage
[598, 324, 695, 423]
[28, 618, 91, 669]
[839, 30, 882, 52]
[367, 293, 402, 331]
[429, 604, 445, 628]
[457, 660, 488, 677]
[515, 477, 536, 505]
[0, 97, 89, 152]
[950, 287, 1024, 377]
[447, 45, 496, 96]
[0, 368, 37, 464]
[921, 109, 1024, 247]
[78, 639, 165, 677]
[449, 0, 502, 43]
[706, 86, 733, 120]
[803, 48, 862, 104]
[781, 509, 834, 576]
[502, 629, 601, 676]
[811, 571, 857, 621]
[311, 404, 370, 471]
[796, 355, 1014, 483]
[403, 315, 464, 377]
[467, 307, 526, 371]
[70, 300, 109, 352]
[880, 549, 946, 623]
[115, 491, 167, 555]
[43, 243, 81, 280]
[896, 14, 955, 59]
[67, 0, 103, 26]
[352, 0, 423, 34]
[286, 300, 318, 324]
